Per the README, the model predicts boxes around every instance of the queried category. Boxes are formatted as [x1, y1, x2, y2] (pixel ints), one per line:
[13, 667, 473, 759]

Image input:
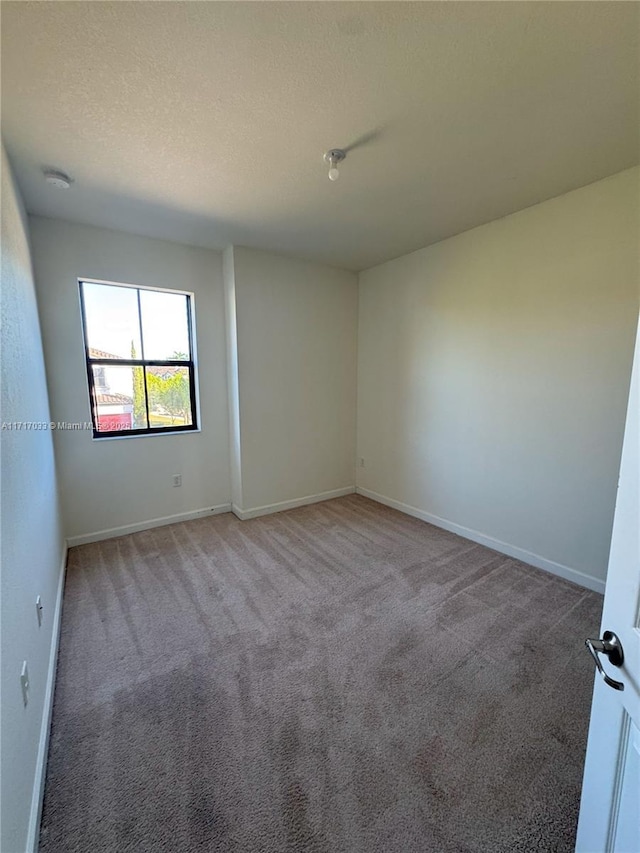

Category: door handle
[585, 631, 625, 691]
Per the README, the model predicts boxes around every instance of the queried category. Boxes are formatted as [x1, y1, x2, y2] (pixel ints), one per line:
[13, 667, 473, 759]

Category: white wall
[229, 247, 358, 514]
[29, 217, 231, 543]
[357, 168, 639, 589]
[1, 146, 65, 853]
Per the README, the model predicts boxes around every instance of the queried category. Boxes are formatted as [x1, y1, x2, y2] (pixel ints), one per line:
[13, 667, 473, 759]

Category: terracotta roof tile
[89, 347, 121, 359]
[96, 393, 133, 405]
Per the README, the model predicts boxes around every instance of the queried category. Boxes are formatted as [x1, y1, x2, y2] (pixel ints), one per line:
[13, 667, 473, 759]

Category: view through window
[79, 280, 198, 437]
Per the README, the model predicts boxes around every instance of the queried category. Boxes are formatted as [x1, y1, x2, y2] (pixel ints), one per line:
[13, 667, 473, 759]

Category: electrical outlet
[20, 661, 29, 707]
[172, 474, 182, 487]
[36, 595, 43, 627]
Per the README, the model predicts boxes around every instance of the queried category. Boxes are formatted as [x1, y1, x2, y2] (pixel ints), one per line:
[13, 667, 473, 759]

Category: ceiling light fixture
[43, 168, 72, 189]
[324, 149, 346, 182]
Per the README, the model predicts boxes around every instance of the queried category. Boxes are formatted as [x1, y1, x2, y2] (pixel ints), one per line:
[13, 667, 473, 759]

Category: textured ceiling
[2, 1, 638, 271]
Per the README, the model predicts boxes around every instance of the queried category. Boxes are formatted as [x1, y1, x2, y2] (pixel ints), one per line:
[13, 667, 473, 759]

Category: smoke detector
[43, 169, 72, 189]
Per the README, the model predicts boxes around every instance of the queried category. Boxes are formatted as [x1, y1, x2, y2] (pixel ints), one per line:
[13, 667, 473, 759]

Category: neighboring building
[147, 365, 181, 379]
[89, 348, 134, 430]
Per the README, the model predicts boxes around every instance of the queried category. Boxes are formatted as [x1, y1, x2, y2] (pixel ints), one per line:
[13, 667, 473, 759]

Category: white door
[576, 317, 640, 853]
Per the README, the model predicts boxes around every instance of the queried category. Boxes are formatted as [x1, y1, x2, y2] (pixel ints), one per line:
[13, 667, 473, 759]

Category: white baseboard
[67, 504, 232, 547]
[26, 543, 68, 853]
[233, 486, 355, 521]
[356, 486, 605, 594]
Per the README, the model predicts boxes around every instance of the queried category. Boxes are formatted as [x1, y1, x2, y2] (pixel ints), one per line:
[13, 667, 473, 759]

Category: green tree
[147, 371, 190, 425]
[131, 342, 146, 427]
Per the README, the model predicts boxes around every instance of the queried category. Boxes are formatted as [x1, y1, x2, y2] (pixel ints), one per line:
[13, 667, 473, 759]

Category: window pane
[139, 290, 190, 361]
[83, 283, 142, 359]
[146, 366, 193, 428]
[92, 364, 146, 432]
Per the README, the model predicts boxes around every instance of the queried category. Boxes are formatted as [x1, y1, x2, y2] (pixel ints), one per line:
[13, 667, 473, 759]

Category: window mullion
[186, 295, 193, 360]
[137, 288, 152, 429]
[188, 365, 197, 428]
[142, 365, 151, 430]
[137, 288, 145, 360]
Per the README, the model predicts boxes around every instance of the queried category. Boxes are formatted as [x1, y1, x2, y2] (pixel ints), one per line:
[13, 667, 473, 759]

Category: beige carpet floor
[40, 494, 601, 852]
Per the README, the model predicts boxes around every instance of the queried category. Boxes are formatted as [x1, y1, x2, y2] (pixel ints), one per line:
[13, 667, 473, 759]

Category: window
[79, 279, 198, 438]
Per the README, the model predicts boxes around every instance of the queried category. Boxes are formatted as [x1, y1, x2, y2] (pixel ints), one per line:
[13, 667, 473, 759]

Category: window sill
[92, 427, 201, 441]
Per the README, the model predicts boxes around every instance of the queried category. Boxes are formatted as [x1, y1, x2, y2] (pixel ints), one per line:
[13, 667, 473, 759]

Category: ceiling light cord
[324, 149, 346, 182]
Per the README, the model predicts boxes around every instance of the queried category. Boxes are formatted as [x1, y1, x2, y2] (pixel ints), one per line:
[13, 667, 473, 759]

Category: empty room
[1, 2, 639, 852]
